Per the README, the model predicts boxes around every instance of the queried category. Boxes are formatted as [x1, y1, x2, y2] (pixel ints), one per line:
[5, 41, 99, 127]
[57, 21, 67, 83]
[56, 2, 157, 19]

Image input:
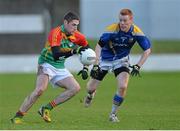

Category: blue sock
[113, 94, 124, 106]
[111, 94, 124, 114]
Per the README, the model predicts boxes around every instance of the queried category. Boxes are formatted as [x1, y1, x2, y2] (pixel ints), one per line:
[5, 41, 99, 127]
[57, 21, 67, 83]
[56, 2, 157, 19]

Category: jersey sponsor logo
[59, 40, 75, 53]
[113, 42, 128, 47]
[121, 37, 127, 43]
[112, 36, 134, 48]
[128, 38, 134, 44]
[58, 56, 66, 61]
[68, 42, 74, 48]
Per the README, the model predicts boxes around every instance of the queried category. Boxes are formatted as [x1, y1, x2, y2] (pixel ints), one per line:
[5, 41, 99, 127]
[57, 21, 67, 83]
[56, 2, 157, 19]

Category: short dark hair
[63, 11, 80, 23]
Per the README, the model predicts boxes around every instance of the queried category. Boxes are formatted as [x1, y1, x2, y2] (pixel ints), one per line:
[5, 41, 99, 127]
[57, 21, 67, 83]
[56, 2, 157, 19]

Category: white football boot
[109, 113, 120, 122]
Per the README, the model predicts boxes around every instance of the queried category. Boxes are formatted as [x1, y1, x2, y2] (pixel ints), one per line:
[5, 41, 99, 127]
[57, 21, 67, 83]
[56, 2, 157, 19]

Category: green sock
[45, 101, 57, 110]
[45, 103, 53, 110]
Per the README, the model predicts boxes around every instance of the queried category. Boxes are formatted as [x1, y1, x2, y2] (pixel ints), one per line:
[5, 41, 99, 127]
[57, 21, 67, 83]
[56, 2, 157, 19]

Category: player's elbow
[52, 53, 59, 61]
[69, 85, 81, 96]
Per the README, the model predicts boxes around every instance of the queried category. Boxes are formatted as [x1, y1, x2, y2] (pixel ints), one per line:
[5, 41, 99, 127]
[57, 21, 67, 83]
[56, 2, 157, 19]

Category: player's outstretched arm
[130, 48, 151, 77]
[136, 48, 151, 67]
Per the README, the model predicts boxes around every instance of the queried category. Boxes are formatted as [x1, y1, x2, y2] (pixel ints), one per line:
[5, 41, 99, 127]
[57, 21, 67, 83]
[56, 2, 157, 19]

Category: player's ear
[130, 15, 133, 22]
[64, 20, 68, 25]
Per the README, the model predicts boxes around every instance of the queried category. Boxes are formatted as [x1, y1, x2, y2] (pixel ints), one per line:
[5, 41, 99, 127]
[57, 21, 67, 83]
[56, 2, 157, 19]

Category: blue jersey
[99, 23, 151, 61]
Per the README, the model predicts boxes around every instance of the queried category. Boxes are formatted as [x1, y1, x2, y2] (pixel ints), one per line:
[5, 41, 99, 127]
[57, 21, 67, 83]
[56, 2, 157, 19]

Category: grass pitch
[0, 72, 180, 130]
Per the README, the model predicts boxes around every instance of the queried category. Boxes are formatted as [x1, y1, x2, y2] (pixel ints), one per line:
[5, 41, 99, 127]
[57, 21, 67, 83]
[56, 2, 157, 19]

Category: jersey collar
[119, 24, 133, 34]
[61, 24, 75, 37]
[61, 25, 65, 33]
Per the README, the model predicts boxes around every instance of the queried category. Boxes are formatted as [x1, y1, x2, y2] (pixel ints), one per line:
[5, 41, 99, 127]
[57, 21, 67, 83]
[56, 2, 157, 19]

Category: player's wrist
[93, 64, 98, 68]
[92, 64, 100, 71]
[83, 66, 88, 71]
[71, 49, 77, 54]
[134, 64, 140, 70]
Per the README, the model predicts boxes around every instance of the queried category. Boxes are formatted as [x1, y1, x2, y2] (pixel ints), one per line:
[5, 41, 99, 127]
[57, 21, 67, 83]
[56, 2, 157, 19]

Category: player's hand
[72, 46, 88, 55]
[90, 65, 100, 78]
[130, 64, 141, 77]
[77, 66, 89, 80]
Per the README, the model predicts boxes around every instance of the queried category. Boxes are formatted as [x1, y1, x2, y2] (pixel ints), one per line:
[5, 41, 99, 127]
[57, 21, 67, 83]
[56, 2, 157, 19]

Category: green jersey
[38, 25, 88, 68]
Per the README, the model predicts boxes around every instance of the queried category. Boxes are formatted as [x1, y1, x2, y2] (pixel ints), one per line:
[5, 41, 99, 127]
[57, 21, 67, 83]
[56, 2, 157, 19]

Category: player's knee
[75, 85, 81, 93]
[118, 86, 128, 97]
[120, 84, 128, 89]
[34, 89, 44, 97]
[71, 85, 81, 94]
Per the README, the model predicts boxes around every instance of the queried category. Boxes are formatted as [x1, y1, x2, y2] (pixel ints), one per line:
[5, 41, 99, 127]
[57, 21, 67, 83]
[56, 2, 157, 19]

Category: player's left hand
[90, 64, 100, 78]
[77, 66, 89, 80]
[130, 64, 141, 77]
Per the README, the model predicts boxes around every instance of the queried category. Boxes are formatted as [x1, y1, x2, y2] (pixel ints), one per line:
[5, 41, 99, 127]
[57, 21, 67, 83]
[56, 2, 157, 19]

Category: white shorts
[99, 56, 130, 71]
[39, 63, 73, 87]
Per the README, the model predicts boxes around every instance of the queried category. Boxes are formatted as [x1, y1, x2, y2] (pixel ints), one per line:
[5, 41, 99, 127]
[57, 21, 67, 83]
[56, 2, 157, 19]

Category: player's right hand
[90, 65, 100, 78]
[77, 66, 89, 80]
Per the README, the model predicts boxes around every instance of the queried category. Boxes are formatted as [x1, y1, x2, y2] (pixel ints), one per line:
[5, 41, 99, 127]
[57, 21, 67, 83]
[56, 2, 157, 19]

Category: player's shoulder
[73, 31, 86, 40]
[72, 31, 88, 46]
[105, 23, 120, 33]
[49, 26, 62, 37]
[132, 24, 145, 36]
[48, 26, 62, 39]
[51, 26, 61, 33]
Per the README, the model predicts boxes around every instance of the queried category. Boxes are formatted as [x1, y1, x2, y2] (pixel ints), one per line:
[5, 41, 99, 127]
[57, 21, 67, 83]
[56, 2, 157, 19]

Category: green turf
[87, 39, 180, 54]
[0, 72, 180, 129]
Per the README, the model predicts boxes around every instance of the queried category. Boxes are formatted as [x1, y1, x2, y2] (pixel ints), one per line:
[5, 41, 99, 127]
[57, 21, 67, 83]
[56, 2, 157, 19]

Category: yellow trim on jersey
[44, 41, 51, 60]
[132, 24, 145, 36]
[62, 33, 67, 39]
[68, 35, 76, 41]
[105, 23, 120, 32]
[105, 23, 145, 36]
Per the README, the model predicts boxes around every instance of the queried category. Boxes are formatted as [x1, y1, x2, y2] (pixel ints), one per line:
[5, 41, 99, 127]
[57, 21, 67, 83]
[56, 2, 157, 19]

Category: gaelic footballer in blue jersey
[84, 8, 151, 122]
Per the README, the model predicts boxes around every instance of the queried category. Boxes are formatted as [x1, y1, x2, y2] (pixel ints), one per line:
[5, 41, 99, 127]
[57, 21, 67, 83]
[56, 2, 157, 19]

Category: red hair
[120, 8, 133, 19]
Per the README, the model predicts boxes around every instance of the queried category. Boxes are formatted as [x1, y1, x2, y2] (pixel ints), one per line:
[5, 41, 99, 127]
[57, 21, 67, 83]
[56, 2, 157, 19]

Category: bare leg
[84, 78, 100, 107]
[111, 72, 129, 115]
[117, 72, 129, 97]
[86, 78, 100, 92]
[11, 65, 49, 124]
[44, 76, 80, 109]
[19, 74, 49, 113]
[36, 76, 80, 123]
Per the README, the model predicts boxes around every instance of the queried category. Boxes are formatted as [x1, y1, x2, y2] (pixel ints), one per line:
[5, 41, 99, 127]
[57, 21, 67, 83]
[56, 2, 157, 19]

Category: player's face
[64, 19, 79, 35]
[119, 15, 133, 32]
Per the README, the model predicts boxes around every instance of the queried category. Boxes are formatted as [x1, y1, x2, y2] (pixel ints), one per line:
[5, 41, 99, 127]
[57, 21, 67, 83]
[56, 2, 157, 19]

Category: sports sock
[111, 94, 124, 114]
[45, 100, 57, 110]
[87, 90, 96, 98]
[15, 111, 25, 118]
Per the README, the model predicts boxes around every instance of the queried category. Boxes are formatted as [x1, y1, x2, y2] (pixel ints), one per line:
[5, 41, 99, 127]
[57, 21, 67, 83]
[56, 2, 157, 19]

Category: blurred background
[0, 0, 180, 72]
[1, 1, 180, 129]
